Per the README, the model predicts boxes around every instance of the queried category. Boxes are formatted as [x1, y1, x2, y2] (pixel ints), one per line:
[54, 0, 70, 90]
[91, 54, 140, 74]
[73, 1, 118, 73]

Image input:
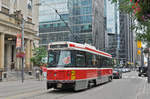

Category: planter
[16, 52, 25, 58]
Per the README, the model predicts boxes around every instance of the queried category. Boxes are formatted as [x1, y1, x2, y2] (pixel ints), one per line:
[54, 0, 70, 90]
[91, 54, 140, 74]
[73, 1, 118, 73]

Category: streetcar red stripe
[69, 44, 112, 57]
[47, 68, 113, 80]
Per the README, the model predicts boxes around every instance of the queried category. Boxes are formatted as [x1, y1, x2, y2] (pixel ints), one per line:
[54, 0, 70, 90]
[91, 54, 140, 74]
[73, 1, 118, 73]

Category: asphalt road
[0, 71, 147, 99]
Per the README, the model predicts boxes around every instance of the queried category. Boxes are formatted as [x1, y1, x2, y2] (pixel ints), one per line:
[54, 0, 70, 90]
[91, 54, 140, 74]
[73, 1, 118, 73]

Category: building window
[2, 0, 10, 7]
[1, 7, 9, 14]
[27, 17, 32, 23]
[27, 0, 32, 17]
[27, 0, 32, 10]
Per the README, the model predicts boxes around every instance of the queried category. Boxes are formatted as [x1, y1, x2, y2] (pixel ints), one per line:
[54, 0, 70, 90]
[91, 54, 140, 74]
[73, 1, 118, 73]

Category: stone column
[25, 40, 31, 71]
[6, 44, 12, 71]
[0, 0, 2, 11]
[16, 49, 21, 70]
[13, 46, 17, 70]
[9, 0, 14, 14]
[30, 41, 33, 70]
[0, 33, 5, 70]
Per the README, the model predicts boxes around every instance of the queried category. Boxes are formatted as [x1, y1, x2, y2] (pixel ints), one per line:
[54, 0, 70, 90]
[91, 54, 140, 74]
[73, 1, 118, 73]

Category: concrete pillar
[0, 33, 5, 70]
[25, 40, 31, 71]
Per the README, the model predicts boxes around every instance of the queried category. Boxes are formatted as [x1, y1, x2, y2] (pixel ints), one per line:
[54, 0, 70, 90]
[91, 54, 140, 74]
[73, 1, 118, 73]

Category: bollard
[36, 70, 40, 81]
[2, 72, 7, 81]
[0, 69, 2, 81]
[28, 71, 32, 76]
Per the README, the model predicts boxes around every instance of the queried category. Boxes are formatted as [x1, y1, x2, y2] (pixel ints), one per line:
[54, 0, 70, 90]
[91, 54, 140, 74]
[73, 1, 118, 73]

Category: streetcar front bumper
[47, 80, 75, 89]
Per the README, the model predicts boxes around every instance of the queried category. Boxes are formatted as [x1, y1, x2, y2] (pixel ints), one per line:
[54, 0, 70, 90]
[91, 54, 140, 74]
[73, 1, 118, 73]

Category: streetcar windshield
[47, 50, 72, 67]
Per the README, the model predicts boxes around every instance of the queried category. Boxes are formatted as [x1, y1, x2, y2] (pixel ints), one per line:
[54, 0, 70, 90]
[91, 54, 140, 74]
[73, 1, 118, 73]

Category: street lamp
[144, 48, 150, 83]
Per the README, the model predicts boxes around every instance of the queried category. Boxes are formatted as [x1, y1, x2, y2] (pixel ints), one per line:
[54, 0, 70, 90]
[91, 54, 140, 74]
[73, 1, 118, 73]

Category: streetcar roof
[48, 41, 112, 58]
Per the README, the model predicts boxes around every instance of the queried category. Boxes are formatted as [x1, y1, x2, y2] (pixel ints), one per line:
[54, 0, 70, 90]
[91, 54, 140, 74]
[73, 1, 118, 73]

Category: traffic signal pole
[141, 48, 144, 72]
[21, 18, 25, 83]
[147, 48, 150, 83]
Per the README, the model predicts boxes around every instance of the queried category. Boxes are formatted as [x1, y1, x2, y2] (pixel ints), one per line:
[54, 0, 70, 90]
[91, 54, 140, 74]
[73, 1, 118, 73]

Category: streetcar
[46, 41, 113, 91]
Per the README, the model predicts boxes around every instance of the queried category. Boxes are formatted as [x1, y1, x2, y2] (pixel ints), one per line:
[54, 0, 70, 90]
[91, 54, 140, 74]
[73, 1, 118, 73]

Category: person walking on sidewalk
[36, 69, 40, 81]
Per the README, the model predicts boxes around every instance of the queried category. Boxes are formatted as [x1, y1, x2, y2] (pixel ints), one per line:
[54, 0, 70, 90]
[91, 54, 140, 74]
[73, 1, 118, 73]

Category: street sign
[16, 33, 22, 48]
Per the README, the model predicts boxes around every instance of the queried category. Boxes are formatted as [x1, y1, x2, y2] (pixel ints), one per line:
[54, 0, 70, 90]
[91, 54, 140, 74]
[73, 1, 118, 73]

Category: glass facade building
[39, 0, 70, 48]
[68, 0, 93, 44]
[39, 0, 104, 49]
[105, 0, 120, 58]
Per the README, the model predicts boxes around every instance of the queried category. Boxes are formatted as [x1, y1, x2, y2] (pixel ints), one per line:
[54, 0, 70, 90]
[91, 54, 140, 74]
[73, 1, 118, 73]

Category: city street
[0, 71, 150, 99]
[0, 0, 150, 99]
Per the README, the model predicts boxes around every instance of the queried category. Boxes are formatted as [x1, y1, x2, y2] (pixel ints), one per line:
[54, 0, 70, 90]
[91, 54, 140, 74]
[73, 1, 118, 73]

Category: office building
[105, 0, 120, 57]
[39, 0, 105, 50]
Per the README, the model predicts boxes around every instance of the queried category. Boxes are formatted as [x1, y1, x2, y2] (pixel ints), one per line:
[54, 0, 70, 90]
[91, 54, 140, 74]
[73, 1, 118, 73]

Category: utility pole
[144, 46, 150, 83]
[141, 47, 144, 71]
[147, 45, 150, 83]
[54, 9, 79, 43]
[21, 18, 25, 83]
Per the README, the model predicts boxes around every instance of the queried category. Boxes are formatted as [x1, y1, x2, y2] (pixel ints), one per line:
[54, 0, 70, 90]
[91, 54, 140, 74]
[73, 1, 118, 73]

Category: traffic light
[137, 41, 142, 48]
[137, 49, 141, 55]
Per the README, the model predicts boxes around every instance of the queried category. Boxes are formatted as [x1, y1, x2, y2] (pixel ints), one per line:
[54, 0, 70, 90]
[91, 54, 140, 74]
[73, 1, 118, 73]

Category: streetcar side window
[99, 57, 112, 68]
[97, 55, 101, 68]
[86, 52, 93, 67]
[75, 51, 86, 67]
[92, 55, 99, 67]
[99, 56, 107, 68]
[99, 56, 105, 67]
[108, 59, 113, 67]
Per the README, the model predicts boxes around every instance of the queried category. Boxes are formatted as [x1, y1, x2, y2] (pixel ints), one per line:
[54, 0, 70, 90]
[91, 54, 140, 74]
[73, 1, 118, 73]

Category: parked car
[113, 68, 122, 79]
[125, 68, 131, 72]
[122, 68, 126, 73]
[138, 67, 147, 77]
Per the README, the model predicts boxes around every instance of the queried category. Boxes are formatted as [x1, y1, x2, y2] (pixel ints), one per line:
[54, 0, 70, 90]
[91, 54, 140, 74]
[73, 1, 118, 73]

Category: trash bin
[3, 72, 7, 79]
[0, 69, 2, 81]
[28, 71, 32, 76]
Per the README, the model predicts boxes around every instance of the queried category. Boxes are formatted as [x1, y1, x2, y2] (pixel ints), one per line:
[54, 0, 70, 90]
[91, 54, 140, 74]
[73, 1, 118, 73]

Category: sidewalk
[137, 78, 150, 99]
[0, 70, 36, 82]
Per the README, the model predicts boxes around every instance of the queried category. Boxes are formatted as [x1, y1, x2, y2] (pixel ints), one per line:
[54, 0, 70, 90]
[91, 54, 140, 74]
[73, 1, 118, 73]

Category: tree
[111, 0, 150, 44]
[30, 47, 47, 67]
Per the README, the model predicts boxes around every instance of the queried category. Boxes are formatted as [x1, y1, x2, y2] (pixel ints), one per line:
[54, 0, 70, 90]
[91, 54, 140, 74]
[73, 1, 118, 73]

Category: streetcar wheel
[47, 83, 52, 89]
[109, 76, 113, 82]
[120, 75, 122, 79]
[88, 82, 92, 89]
[138, 74, 141, 77]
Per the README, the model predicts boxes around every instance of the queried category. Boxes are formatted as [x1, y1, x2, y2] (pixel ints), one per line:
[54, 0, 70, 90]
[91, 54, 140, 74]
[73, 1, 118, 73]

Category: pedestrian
[39, 67, 43, 81]
[36, 70, 40, 81]
[11, 62, 15, 71]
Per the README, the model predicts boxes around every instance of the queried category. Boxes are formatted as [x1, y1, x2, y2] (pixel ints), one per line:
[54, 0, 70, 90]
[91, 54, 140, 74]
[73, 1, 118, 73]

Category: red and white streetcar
[47, 41, 113, 91]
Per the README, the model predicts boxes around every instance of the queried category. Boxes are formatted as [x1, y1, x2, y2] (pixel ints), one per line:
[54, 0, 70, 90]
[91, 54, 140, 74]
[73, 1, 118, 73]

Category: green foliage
[135, 21, 150, 43]
[30, 47, 47, 66]
[111, 0, 150, 45]
[111, 0, 150, 22]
